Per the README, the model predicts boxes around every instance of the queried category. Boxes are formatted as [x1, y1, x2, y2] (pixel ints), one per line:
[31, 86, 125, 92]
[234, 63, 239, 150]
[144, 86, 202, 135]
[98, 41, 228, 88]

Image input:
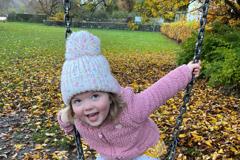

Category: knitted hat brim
[61, 55, 121, 105]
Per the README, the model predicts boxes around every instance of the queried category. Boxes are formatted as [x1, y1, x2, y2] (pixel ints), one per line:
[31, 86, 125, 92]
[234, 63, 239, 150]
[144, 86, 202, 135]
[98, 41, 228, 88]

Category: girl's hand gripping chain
[61, 106, 74, 124]
[187, 61, 201, 77]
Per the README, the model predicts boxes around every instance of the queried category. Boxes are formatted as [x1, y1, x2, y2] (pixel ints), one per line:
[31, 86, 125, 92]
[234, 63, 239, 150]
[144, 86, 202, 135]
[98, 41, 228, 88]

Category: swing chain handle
[165, 0, 210, 159]
[64, 0, 72, 39]
[63, 1, 84, 159]
[74, 125, 85, 160]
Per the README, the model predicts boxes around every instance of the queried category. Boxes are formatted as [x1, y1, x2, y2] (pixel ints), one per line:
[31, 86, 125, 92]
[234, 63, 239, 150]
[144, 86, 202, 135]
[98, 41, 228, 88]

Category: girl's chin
[85, 117, 103, 127]
[86, 121, 102, 127]
[81, 114, 107, 127]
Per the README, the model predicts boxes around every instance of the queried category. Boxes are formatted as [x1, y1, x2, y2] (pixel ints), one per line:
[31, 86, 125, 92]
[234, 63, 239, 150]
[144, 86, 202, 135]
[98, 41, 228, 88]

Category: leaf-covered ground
[0, 22, 239, 160]
[0, 52, 239, 160]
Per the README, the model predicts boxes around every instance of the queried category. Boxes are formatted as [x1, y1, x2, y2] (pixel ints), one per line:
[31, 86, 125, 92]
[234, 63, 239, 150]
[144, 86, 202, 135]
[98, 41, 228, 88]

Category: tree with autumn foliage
[117, 0, 240, 26]
[208, 0, 240, 26]
[134, 0, 190, 21]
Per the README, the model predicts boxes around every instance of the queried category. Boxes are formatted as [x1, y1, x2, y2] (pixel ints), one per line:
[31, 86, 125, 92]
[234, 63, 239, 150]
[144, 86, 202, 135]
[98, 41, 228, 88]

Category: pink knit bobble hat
[61, 31, 121, 105]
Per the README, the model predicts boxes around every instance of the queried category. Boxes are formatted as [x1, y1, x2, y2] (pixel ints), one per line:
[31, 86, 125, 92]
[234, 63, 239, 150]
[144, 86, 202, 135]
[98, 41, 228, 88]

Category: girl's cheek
[72, 107, 82, 117]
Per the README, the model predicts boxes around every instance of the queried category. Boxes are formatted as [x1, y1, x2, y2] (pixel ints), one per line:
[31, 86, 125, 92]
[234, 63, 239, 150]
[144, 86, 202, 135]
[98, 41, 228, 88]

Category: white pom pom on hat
[61, 31, 121, 105]
[65, 31, 101, 60]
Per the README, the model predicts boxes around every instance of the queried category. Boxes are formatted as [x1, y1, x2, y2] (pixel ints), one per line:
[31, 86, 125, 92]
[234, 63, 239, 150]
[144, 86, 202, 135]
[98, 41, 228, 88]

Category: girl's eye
[73, 99, 81, 104]
[91, 94, 99, 100]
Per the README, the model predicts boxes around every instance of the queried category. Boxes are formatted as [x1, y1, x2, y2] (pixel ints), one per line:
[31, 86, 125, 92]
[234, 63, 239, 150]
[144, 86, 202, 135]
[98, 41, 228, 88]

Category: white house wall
[187, 0, 202, 21]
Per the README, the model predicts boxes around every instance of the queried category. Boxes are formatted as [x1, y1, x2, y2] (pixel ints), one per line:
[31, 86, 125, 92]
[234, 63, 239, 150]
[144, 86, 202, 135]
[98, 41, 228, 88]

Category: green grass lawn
[0, 22, 180, 66]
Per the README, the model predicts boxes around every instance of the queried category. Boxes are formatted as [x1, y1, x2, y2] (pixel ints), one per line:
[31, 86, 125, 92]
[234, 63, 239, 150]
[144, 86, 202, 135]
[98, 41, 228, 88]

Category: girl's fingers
[187, 61, 201, 76]
[193, 68, 200, 77]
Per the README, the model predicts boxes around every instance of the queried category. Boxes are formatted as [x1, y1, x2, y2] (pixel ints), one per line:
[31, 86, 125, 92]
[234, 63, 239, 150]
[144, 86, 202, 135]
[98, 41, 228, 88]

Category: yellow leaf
[46, 121, 53, 127]
[35, 144, 43, 150]
[212, 151, 219, 160]
[218, 149, 224, 154]
[52, 151, 68, 160]
[160, 134, 166, 139]
[204, 140, 212, 147]
[15, 144, 25, 151]
[216, 114, 223, 119]
[209, 117, 217, 124]
[230, 146, 239, 154]
[213, 125, 219, 130]
[169, 116, 175, 123]
[23, 153, 31, 160]
[237, 135, 240, 141]
[179, 134, 186, 138]
[190, 131, 203, 142]
[32, 152, 41, 159]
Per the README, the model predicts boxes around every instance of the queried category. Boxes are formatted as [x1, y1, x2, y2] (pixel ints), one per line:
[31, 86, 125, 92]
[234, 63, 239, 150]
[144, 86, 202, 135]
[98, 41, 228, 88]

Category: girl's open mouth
[87, 112, 99, 122]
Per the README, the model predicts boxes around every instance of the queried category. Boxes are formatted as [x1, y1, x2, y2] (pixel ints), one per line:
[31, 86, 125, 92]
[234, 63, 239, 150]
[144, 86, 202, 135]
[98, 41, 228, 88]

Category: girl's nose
[83, 101, 95, 111]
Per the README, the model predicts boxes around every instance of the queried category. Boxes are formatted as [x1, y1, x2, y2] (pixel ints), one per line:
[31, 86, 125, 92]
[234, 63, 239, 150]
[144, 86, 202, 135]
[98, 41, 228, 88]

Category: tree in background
[0, 0, 11, 15]
[134, 0, 190, 21]
[208, 0, 240, 26]
[116, 0, 135, 12]
[70, 0, 109, 20]
[116, 0, 240, 26]
[70, 0, 131, 21]
[28, 0, 62, 16]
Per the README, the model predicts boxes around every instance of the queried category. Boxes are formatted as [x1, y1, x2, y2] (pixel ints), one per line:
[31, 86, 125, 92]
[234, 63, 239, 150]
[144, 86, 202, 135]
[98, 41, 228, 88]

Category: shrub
[177, 22, 240, 92]
[111, 11, 129, 19]
[177, 33, 229, 64]
[91, 10, 109, 21]
[160, 20, 199, 43]
[176, 34, 196, 65]
[205, 49, 240, 87]
[49, 12, 64, 21]
[127, 20, 139, 30]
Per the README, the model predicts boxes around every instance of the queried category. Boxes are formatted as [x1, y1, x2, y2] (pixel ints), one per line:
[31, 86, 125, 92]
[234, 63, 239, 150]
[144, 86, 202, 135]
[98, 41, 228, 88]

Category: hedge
[160, 20, 199, 43]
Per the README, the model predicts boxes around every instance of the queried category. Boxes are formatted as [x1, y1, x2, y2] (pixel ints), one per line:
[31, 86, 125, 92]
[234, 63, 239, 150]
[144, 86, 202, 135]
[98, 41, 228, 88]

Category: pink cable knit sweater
[58, 65, 192, 160]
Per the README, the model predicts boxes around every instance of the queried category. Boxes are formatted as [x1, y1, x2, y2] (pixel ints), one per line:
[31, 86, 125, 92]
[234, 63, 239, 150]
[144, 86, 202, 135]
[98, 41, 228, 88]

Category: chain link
[64, 0, 72, 39]
[74, 126, 85, 160]
[63, 1, 84, 160]
[165, 0, 210, 159]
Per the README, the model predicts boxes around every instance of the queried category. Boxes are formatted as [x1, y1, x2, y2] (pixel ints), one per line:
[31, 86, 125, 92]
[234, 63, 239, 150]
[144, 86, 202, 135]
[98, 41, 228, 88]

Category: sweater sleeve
[127, 64, 192, 123]
[57, 110, 74, 134]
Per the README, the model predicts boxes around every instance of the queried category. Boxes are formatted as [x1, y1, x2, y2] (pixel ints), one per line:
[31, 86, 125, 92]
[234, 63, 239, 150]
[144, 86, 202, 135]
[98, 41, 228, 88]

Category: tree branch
[225, 0, 240, 17]
[37, 0, 61, 16]
[237, 0, 240, 6]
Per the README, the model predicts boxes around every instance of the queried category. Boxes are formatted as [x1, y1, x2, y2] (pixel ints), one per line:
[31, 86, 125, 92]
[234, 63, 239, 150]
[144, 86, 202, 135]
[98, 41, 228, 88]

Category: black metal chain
[64, 0, 72, 39]
[73, 125, 85, 160]
[63, 1, 85, 160]
[165, 0, 210, 159]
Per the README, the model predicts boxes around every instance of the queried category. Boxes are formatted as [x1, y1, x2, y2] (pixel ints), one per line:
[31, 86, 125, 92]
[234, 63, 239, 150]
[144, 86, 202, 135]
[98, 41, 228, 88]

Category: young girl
[58, 31, 201, 160]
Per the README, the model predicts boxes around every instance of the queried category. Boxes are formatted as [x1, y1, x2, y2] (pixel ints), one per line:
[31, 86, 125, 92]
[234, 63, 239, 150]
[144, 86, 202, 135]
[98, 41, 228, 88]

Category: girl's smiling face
[71, 91, 111, 127]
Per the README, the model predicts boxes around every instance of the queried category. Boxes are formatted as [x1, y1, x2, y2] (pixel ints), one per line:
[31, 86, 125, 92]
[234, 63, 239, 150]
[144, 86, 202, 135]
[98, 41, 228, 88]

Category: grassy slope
[0, 22, 180, 66]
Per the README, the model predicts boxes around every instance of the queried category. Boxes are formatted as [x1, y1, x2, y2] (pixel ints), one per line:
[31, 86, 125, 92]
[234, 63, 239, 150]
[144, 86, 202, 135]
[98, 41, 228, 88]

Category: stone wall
[44, 20, 161, 32]
[8, 13, 47, 23]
